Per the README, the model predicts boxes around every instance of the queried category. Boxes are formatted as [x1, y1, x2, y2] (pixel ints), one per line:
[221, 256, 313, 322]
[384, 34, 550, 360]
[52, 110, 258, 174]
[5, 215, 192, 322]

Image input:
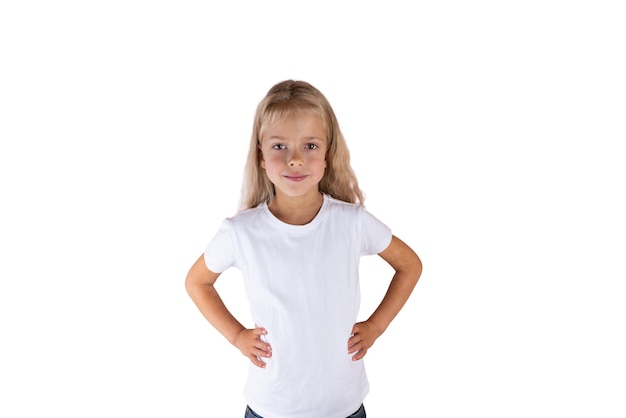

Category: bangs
[258, 102, 327, 142]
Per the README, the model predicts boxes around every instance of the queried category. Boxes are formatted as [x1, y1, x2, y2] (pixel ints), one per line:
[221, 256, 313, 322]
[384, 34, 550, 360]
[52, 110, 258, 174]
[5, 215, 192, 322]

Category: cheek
[262, 154, 281, 168]
[313, 157, 327, 171]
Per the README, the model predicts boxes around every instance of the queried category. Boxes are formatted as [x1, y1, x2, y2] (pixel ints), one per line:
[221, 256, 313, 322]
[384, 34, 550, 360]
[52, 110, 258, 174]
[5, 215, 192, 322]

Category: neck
[268, 191, 324, 225]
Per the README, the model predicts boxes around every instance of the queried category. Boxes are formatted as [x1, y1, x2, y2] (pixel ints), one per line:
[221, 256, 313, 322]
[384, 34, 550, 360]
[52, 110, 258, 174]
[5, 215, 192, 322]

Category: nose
[287, 149, 304, 167]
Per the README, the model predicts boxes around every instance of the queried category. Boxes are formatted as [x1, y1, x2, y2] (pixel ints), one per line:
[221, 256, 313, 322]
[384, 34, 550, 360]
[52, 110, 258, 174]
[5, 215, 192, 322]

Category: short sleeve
[203, 219, 237, 273]
[361, 208, 393, 256]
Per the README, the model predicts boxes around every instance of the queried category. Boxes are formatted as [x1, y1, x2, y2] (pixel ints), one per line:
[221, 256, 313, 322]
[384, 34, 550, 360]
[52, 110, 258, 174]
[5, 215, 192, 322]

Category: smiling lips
[284, 174, 308, 182]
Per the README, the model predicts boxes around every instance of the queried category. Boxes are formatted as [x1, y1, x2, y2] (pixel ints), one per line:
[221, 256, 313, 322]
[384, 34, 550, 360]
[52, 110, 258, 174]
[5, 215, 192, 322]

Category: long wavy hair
[240, 80, 364, 210]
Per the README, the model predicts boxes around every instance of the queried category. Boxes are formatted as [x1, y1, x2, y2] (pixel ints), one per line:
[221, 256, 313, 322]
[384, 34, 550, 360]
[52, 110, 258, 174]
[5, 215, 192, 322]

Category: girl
[185, 80, 422, 418]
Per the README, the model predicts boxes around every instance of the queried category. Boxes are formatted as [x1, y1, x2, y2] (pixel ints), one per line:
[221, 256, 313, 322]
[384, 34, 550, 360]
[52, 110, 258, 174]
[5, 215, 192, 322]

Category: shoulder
[227, 204, 266, 225]
[322, 195, 370, 230]
[324, 195, 364, 215]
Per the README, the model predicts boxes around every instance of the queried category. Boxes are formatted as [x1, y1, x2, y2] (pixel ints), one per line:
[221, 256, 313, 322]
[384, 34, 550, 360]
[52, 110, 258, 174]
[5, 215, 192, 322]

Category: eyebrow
[266, 135, 324, 141]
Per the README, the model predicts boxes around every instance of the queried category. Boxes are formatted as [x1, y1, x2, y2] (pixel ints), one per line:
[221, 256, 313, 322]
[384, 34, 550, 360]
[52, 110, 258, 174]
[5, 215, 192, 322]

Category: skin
[260, 111, 328, 225]
[185, 112, 422, 367]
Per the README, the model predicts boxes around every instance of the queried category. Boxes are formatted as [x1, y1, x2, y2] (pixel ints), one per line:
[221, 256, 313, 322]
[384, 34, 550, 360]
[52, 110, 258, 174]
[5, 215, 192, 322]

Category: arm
[348, 235, 422, 360]
[185, 255, 272, 367]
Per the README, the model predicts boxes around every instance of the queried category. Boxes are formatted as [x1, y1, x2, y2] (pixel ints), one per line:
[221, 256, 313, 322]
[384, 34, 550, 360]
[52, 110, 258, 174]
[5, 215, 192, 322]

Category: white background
[1, 1, 624, 416]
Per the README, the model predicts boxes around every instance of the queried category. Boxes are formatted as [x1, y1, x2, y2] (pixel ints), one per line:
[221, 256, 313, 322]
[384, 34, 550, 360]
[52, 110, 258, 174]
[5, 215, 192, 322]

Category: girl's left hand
[347, 320, 383, 361]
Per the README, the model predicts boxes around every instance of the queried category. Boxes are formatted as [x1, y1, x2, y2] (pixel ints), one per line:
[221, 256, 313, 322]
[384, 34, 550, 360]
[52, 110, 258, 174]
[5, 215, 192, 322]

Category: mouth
[284, 174, 308, 182]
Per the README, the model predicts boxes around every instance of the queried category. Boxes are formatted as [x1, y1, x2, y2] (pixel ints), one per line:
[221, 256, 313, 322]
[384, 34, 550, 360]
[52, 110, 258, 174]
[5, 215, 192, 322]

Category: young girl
[185, 80, 422, 418]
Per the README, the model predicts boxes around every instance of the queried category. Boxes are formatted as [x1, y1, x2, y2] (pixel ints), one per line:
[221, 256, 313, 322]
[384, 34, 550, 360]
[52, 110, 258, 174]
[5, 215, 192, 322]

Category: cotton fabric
[204, 195, 391, 418]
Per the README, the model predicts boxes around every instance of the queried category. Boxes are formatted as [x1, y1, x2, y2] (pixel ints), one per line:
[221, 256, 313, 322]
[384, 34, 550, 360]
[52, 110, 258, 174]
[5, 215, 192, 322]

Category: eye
[304, 143, 318, 150]
[271, 144, 286, 150]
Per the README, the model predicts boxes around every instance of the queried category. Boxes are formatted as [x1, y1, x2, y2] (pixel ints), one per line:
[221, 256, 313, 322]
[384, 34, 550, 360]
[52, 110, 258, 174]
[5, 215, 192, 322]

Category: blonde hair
[240, 80, 364, 210]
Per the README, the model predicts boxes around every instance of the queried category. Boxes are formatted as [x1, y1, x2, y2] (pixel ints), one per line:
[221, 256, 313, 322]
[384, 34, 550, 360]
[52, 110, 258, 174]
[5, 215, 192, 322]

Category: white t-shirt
[204, 194, 392, 418]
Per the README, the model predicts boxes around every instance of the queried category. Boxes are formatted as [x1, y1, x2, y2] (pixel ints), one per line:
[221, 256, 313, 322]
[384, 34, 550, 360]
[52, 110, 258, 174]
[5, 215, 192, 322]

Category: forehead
[261, 109, 326, 139]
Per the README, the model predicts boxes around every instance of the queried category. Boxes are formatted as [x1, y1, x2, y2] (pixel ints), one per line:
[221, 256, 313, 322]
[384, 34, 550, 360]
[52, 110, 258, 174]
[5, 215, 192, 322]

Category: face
[260, 111, 327, 201]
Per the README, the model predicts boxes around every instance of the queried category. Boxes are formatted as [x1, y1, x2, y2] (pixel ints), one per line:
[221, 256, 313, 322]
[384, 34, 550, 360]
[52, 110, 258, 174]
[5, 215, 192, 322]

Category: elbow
[415, 253, 423, 279]
[184, 273, 194, 297]
[407, 252, 423, 286]
[185, 268, 200, 297]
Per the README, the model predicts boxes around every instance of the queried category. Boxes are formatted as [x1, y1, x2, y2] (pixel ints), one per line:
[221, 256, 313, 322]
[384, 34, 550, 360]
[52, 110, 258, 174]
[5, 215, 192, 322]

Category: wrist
[226, 326, 246, 346]
[366, 317, 386, 337]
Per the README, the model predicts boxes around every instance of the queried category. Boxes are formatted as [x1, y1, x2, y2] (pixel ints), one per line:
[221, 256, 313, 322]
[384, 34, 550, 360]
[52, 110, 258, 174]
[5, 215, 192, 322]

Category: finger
[352, 345, 369, 361]
[352, 348, 367, 361]
[348, 340, 366, 354]
[253, 327, 268, 336]
[347, 334, 361, 348]
[251, 346, 272, 358]
[249, 354, 267, 368]
[253, 339, 272, 353]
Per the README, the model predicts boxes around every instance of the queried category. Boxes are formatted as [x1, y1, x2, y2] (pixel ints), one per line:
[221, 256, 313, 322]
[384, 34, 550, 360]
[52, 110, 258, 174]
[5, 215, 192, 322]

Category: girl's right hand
[233, 327, 272, 368]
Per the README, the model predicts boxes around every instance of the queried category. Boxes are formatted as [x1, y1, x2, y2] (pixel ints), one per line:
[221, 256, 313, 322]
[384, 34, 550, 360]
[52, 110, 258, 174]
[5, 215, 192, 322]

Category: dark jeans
[245, 403, 366, 417]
